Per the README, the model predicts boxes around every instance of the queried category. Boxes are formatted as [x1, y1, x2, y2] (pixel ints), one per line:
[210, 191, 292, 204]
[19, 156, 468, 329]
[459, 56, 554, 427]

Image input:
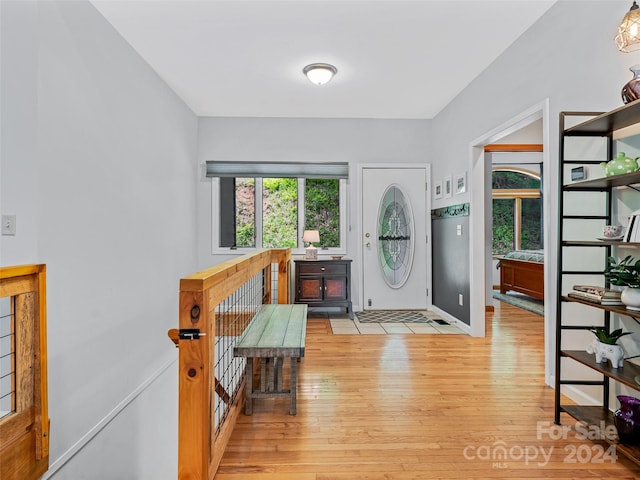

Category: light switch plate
[2, 215, 16, 235]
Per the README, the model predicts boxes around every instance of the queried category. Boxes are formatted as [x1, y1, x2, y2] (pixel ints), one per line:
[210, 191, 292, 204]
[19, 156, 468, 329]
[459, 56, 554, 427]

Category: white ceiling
[91, 0, 557, 120]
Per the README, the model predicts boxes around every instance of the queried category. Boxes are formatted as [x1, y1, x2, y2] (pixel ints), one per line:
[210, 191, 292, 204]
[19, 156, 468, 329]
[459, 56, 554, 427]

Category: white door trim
[357, 163, 432, 313]
[468, 99, 551, 383]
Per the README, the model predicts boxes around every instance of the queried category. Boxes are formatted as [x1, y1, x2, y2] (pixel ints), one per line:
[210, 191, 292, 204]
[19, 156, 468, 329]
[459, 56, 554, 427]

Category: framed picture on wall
[444, 175, 452, 198]
[434, 180, 443, 199]
[455, 172, 466, 194]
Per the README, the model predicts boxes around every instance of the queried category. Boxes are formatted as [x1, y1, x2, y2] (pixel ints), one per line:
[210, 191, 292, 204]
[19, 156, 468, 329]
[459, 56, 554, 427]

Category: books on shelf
[572, 285, 620, 297]
[568, 292, 624, 305]
[568, 285, 624, 305]
[625, 210, 640, 242]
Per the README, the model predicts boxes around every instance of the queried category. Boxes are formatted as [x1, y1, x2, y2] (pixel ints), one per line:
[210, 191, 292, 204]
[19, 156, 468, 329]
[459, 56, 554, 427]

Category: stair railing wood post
[34, 265, 49, 460]
[177, 288, 210, 480]
[271, 248, 291, 304]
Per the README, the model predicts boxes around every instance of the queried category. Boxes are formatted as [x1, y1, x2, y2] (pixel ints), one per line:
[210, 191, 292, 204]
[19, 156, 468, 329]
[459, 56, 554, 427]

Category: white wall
[1, 0, 39, 263]
[1, 1, 198, 478]
[428, 0, 635, 384]
[196, 117, 432, 310]
[431, 0, 628, 207]
[495, 118, 543, 145]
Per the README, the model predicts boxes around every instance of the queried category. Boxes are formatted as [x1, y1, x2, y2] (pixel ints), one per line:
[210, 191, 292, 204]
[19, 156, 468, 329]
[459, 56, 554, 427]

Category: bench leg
[275, 358, 284, 392]
[244, 357, 253, 415]
[267, 357, 276, 392]
[244, 356, 300, 415]
[260, 358, 267, 392]
[290, 357, 297, 415]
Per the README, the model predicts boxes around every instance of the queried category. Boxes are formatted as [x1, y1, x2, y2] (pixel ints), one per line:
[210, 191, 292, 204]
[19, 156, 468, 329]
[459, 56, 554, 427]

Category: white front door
[361, 167, 428, 310]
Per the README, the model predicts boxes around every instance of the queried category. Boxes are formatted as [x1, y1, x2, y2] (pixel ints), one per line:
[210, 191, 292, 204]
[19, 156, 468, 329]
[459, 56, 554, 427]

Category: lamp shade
[303, 63, 337, 85]
[616, 1, 640, 52]
[302, 230, 320, 244]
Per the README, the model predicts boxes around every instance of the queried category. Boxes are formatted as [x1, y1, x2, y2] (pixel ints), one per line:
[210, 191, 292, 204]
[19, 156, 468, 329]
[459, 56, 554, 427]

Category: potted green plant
[605, 256, 640, 310]
[588, 326, 632, 345]
[587, 327, 631, 368]
[605, 255, 640, 288]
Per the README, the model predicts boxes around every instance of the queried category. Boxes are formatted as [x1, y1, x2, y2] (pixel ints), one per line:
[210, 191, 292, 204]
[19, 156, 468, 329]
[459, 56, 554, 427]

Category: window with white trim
[212, 174, 347, 253]
[492, 168, 542, 255]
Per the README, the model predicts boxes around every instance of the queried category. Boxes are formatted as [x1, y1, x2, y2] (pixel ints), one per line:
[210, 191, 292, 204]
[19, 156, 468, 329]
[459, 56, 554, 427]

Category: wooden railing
[0, 264, 49, 480]
[169, 249, 291, 480]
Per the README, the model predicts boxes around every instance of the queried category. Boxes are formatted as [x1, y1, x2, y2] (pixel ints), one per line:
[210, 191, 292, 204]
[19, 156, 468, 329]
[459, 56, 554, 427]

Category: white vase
[622, 287, 640, 311]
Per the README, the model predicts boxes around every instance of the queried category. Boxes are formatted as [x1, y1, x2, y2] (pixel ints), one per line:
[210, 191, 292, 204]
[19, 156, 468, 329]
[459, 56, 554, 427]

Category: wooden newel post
[177, 289, 211, 480]
[271, 249, 291, 304]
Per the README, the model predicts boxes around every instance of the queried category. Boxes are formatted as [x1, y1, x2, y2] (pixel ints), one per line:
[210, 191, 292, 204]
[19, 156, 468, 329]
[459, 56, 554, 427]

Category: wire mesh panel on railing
[271, 262, 278, 304]
[212, 267, 266, 436]
[0, 296, 14, 419]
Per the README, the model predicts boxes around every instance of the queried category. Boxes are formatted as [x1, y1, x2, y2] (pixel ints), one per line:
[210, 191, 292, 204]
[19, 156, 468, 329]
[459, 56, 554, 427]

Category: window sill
[211, 248, 347, 256]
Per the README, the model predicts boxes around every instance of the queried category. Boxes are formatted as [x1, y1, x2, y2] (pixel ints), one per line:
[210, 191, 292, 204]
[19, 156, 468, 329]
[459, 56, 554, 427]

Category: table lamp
[302, 230, 320, 259]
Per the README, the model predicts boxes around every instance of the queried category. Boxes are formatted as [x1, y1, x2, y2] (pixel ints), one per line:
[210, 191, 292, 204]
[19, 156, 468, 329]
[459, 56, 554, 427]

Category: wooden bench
[234, 304, 307, 415]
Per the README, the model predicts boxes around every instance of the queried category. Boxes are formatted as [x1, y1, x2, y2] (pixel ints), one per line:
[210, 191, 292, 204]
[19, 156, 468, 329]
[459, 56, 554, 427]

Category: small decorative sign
[571, 166, 586, 182]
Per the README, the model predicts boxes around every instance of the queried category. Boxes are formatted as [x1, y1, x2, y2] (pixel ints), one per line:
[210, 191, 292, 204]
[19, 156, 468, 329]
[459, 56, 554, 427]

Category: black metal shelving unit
[555, 101, 640, 467]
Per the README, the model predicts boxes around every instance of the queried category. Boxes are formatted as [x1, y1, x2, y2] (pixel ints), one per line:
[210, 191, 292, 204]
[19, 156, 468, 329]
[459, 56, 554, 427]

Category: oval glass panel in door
[377, 184, 415, 288]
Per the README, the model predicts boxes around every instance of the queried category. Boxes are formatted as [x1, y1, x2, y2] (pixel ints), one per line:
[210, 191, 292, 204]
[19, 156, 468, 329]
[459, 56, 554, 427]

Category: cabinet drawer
[298, 263, 347, 275]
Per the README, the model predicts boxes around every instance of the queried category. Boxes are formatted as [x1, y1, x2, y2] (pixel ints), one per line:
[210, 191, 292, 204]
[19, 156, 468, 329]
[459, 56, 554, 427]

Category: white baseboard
[429, 305, 471, 334]
[559, 384, 601, 407]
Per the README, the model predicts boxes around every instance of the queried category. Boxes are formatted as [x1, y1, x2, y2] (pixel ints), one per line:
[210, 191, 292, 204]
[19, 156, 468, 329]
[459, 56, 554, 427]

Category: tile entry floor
[326, 311, 465, 335]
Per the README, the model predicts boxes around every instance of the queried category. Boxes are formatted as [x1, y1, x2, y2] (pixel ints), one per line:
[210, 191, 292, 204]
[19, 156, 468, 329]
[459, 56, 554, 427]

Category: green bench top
[234, 304, 308, 358]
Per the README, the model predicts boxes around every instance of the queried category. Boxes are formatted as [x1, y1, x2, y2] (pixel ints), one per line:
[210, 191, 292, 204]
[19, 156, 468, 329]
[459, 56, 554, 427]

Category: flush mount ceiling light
[303, 63, 337, 85]
[616, 1, 640, 52]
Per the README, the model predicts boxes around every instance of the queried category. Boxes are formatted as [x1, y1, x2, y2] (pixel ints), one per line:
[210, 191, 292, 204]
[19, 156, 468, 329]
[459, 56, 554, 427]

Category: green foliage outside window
[262, 178, 298, 248]
[493, 198, 515, 255]
[492, 170, 542, 255]
[305, 179, 340, 248]
[492, 171, 540, 190]
[521, 198, 542, 250]
[236, 178, 255, 248]
[232, 177, 341, 249]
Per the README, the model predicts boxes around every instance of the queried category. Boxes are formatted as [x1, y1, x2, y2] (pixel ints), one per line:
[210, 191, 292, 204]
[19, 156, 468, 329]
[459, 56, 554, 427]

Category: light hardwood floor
[216, 302, 640, 479]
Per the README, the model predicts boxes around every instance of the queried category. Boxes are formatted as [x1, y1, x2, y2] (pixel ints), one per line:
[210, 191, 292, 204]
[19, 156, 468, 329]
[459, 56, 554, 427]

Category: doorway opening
[488, 144, 544, 311]
[468, 99, 552, 384]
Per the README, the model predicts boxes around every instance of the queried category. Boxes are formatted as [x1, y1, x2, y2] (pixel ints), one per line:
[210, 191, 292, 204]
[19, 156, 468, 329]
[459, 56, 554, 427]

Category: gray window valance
[205, 161, 349, 179]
